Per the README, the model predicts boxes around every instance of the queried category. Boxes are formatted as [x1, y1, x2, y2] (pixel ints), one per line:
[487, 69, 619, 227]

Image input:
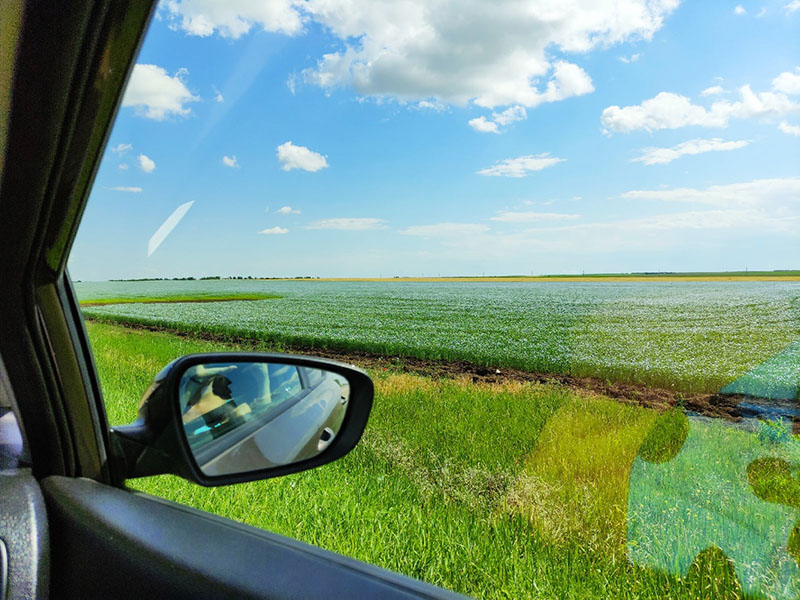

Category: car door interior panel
[42, 476, 464, 600]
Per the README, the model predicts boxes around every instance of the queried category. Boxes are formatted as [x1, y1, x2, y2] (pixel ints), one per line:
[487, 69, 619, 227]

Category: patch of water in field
[75, 280, 800, 393]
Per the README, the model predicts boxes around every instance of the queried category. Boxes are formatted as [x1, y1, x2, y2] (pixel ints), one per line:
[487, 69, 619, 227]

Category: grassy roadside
[87, 321, 757, 598]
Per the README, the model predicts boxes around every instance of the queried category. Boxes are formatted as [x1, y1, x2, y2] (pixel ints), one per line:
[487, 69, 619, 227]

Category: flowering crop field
[76, 279, 800, 394]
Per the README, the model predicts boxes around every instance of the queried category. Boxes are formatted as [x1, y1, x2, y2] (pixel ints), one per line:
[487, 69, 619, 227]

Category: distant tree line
[109, 275, 321, 281]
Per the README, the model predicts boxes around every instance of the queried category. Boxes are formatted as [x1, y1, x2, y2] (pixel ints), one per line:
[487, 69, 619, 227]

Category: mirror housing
[110, 353, 373, 486]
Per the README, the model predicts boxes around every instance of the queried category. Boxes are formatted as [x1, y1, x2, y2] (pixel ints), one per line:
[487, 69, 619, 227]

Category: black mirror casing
[110, 353, 374, 486]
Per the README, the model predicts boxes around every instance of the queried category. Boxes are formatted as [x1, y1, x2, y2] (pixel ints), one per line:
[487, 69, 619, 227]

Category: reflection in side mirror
[179, 362, 351, 477]
[110, 352, 372, 487]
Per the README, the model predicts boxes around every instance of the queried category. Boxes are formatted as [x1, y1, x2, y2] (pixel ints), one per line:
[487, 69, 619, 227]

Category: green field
[80, 293, 280, 306]
[78, 279, 800, 395]
[89, 321, 800, 599]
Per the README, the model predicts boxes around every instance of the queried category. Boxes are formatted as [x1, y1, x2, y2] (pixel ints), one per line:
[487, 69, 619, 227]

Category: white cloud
[122, 64, 199, 120]
[213, 87, 224, 102]
[773, 68, 800, 95]
[258, 226, 289, 235]
[619, 53, 641, 64]
[602, 72, 800, 133]
[700, 85, 724, 96]
[110, 186, 142, 192]
[148, 201, 194, 256]
[161, 0, 304, 38]
[111, 143, 132, 155]
[621, 177, 800, 207]
[470, 105, 528, 132]
[602, 92, 723, 132]
[786, 0, 800, 13]
[307, 218, 387, 230]
[222, 155, 239, 168]
[158, 1, 679, 113]
[299, 0, 671, 110]
[276, 205, 301, 214]
[632, 138, 749, 165]
[468, 117, 499, 134]
[490, 211, 580, 223]
[138, 154, 156, 173]
[287, 73, 298, 95]
[416, 100, 447, 112]
[757, 7, 767, 17]
[542, 209, 799, 235]
[734, 5, 747, 15]
[492, 105, 527, 126]
[477, 153, 565, 177]
[400, 223, 490, 237]
[779, 121, 800, 135]
[276, 141, 329, 172]
[118, 164, 129, 170]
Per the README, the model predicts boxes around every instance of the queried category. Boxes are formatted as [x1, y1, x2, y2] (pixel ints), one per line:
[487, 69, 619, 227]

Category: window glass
[69, 2, 800, 598]
[266, 364, 302, 404]
[301, 367, 325, 388]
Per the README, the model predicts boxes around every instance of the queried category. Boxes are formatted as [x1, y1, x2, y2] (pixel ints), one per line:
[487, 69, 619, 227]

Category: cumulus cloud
[276, 141, 329, 172]
[258, 226, 289, 235]
[700, 85, 724, 96]
[779, 121, 800, 135]
[490, 211, 580, 223]
[469, 105, 527, 133]
[122, 64, 199, 120]
[161, 0, 304, 38]
[111, 143, 132, 155]
[213, 87, 224, 102]
[773, 68, 800, 95]
[416, 100, 447, 112]
[307, 218, 387, 230]
[110, 186, 142, 192]
[298, 0, 672, 110]
[276, 205, 301, 214]
[468, 117, 498, 133]
[158, 1, 680, 114]
[602, 70, 800, 133]
[632, 138, 749, 165]
[222, 155, 239, 168]
[477, 153, 565, 177]
[621, 177, 800, 207]
[786, 0, 800, 13]
[138, 154, 156, 173]
[734, 5, 747, 15]
[400, 223, 490, 237]
[118, 164, 129, 170]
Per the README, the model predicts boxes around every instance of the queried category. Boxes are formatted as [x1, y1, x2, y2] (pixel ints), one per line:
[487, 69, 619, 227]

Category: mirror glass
[178, 362, 351, 476]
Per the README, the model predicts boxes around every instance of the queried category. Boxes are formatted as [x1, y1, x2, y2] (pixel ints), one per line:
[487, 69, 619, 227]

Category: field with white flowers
[77, 279, 800, 394]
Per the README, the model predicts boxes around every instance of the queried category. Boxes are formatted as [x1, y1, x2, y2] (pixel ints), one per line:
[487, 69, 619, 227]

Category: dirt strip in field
[88, 318, 777, 423]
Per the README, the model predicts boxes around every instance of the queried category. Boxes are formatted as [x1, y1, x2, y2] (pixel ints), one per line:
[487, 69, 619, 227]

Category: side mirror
[110, 353, 373, 486]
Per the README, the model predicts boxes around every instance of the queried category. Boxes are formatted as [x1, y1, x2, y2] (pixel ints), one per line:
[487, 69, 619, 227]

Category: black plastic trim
[43, 476, 465, 600]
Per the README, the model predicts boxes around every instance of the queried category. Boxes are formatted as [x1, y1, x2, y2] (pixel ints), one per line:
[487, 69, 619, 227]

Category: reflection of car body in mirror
[181, 363, 351, 476]
[110, 353, 373, 487]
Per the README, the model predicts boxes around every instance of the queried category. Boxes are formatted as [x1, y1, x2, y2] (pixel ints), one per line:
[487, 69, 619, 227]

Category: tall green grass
[87, 321, 768, 598]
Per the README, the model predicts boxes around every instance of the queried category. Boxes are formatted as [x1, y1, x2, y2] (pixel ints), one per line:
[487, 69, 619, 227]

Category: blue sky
[69, 0, 800, 280]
